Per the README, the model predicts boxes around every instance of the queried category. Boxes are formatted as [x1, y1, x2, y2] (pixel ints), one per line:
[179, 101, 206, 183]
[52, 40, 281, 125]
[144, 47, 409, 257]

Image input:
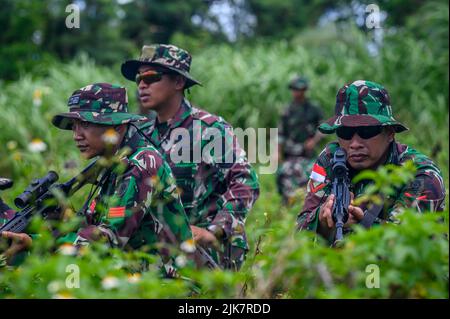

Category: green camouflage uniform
[277, 76, 323, 204]
[122, 44, 260, 270]
[51, 83, 193, 271]
[297, 80, 446, 244]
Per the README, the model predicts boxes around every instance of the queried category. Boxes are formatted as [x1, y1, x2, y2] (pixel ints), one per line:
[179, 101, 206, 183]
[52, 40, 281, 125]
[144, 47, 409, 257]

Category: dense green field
[0, 23, 448, 298]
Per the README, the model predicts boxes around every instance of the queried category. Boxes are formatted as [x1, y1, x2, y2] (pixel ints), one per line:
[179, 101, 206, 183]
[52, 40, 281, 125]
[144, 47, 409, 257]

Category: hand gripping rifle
[0, 159, 99, 234]
[331, 147, 351, 244]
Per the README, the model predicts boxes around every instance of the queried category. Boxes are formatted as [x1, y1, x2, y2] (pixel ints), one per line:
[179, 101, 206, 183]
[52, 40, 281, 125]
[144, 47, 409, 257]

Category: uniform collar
[384, 141, 399, 165]
[166, 98, 193, 129]
[142, 98, 193, 146]
[117, 124, 147, 157]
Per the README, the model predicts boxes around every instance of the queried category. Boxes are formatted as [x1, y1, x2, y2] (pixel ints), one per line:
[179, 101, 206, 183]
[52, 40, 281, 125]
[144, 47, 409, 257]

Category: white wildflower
[33, 89, 43, 107]
[175, 255, 187, 268]
[58, 243, 77, 256]
[28, 138, 47, 153]
[102, 128, 119, 145]
[101, 276, 120, 290]
[180, 239, 196, 253]
[127, 273, 141, 284]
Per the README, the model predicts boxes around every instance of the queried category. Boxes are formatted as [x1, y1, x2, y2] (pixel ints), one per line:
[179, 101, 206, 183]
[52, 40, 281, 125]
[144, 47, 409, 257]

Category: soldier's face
[72, 120, 111, 159]
[291, 89, 306, 102]
[337, 126, 395, 170]
[137, 65, 185, 112]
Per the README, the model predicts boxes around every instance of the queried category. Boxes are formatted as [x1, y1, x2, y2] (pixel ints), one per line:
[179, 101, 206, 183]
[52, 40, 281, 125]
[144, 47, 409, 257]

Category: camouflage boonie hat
[318, 80, 408, 134]
[52, 83, 147, 130]
[121, 44, 201, 89]
[288, 75, 309, 90]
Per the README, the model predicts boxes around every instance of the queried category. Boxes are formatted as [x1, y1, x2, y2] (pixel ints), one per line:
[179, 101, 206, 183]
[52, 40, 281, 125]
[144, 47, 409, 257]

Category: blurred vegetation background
[0, 0, 448, 298]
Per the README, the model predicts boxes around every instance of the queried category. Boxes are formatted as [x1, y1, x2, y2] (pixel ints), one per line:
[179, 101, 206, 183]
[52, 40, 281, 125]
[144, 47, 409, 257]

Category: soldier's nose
[72, 126, 84, 141]
[349, 134, 364, 149]
[138, 80, 148, 89]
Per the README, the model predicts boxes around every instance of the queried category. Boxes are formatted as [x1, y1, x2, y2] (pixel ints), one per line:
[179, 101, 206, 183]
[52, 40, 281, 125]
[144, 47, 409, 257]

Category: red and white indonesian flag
[310, 163, 327, 183]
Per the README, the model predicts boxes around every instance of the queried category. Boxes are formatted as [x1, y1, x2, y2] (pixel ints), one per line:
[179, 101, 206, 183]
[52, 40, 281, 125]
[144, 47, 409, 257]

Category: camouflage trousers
[276, 156, 315, 205]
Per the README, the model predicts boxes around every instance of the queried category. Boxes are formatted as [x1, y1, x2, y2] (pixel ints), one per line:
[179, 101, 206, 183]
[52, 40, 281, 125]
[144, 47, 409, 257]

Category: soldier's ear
[174, 75, 186, 91]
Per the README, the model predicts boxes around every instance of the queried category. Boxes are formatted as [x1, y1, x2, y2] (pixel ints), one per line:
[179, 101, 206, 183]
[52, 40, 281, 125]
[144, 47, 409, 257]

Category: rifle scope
[14, 171, 59, 209]
[332, 148, 347, 178]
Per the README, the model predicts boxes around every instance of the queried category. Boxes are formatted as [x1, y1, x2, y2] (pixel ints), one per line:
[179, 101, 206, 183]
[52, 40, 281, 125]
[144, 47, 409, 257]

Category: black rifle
[0, 159, 99, 233]
[196, 246, 222, 270]
[331, 147, 351, 243]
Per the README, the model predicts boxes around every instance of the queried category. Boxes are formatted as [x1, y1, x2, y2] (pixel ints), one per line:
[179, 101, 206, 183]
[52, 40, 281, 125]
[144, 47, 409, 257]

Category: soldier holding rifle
[297, 80, 445, 244]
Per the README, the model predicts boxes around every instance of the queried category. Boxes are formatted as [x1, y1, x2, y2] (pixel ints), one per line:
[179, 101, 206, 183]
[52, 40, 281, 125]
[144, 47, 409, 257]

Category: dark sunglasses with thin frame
[336, 126, 384, 140]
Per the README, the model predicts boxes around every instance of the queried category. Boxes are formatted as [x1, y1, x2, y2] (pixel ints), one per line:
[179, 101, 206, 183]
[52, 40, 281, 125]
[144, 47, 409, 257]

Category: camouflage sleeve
[315, 103, 324, 124]
[75, 149, 192, 249]
[297, 148, 331, 232]
[0, 200, 16, 226]
[386, 169, 446, 223]
[208, 124, 260, 244]
[149, 160, 193, 245]
[278, 109, 288, 145]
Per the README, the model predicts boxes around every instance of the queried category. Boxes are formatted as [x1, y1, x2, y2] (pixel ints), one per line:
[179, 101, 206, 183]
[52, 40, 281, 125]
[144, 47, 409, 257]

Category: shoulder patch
[68, 94, 80, 106]
[130, 148, 159, 171]
[310, 163, 327, 183]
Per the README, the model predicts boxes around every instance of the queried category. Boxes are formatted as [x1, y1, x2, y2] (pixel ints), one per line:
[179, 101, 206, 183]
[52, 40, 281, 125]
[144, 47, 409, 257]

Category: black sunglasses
[336, 126, 383, 140]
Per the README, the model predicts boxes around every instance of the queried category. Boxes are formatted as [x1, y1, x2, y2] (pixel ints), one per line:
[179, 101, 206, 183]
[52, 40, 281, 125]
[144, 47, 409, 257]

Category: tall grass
[1, 24, 447, 195]
[0, 19, 448, 298]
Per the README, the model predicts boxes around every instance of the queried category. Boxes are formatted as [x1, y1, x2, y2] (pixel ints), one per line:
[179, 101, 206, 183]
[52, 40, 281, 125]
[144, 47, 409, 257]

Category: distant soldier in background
[277, 75, 324, 205]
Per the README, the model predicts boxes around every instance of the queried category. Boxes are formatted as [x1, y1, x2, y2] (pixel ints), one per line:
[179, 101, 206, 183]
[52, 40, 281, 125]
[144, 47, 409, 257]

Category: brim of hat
[288, 84, 308, 90]
[318, 114, 409, 134]
[52, 111, 147, 130]
[121, 60, 202, 89]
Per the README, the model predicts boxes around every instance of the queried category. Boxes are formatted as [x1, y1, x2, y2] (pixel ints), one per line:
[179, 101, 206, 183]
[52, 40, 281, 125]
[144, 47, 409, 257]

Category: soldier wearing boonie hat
[297, 80, 445, 244]
[121, 44, 260, 270]
[277, 75, 324, 205]
[52, 83, 193, 274]
[52, 83, 146, 130]
[121, 44, 201, 89]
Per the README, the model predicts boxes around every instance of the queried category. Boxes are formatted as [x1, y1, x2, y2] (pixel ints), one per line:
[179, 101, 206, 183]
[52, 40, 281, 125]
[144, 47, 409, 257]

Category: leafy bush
[1, 177, 447, 298]
[0, 19, 447, 298]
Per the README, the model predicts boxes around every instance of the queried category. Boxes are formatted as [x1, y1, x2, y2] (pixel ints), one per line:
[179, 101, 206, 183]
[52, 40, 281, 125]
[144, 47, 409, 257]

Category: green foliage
[2, 0, 446, 81]
[1, 174, 447, 298]
[353, 160, 417, 206]
[0, 3, 447, 299]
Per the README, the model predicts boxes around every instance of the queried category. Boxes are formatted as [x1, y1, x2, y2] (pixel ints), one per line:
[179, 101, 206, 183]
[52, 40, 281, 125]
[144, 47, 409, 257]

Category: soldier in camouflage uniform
[1, 83, 193, 271]
[121, 44, 260, 270]
[297, 80, 446, 245]
[277, 75, 324, 205]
